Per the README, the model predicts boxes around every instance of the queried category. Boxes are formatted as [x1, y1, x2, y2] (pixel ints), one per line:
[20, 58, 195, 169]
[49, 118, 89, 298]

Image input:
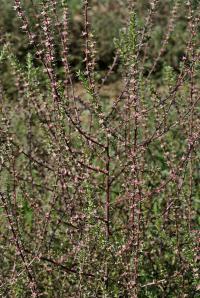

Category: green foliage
[114, 12, 137, 66]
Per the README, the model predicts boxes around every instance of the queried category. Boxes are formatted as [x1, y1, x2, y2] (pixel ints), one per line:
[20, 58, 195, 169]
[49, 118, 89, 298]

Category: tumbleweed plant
[0, 0, 199, 297]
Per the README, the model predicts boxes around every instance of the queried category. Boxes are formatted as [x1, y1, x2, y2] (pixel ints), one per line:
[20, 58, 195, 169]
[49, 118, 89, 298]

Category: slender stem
[105, 136, 110, 290]
[105, 137, 110, 239]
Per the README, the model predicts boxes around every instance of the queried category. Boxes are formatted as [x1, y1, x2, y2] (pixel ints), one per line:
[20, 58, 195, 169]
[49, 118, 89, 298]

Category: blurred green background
[0, 0, 194, 78]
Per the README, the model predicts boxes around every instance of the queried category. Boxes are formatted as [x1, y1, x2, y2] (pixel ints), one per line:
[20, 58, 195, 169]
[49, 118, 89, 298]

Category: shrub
[0, 0, 199, 297]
